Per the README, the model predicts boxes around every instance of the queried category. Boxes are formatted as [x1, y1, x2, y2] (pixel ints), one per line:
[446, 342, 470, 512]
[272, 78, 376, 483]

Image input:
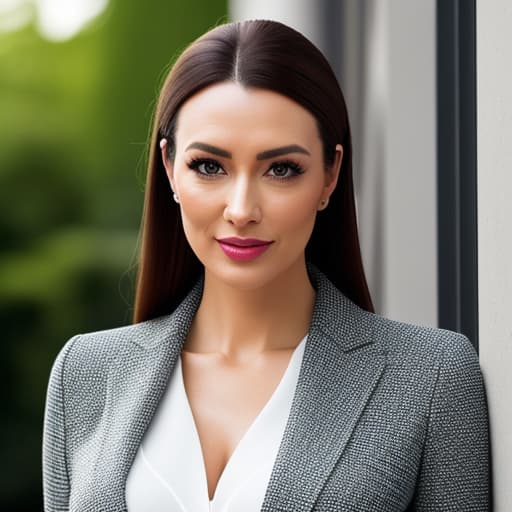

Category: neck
[184, 259, 315, 359]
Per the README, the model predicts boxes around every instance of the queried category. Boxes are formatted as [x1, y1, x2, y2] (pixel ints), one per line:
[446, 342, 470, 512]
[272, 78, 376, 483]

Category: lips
[216, 237, 274, 262]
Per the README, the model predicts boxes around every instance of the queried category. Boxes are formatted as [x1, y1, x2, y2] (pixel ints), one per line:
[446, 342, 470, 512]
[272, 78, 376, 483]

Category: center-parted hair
[134, 20, 373, 323]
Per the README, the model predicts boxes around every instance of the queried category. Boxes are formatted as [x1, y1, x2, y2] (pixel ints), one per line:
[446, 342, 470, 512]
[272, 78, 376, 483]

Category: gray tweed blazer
[42, 266, 489, 511]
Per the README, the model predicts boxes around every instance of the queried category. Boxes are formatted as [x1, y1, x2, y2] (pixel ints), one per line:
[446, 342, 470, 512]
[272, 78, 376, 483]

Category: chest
[67, 333, 434, 511]
[180, 349, 295, 499]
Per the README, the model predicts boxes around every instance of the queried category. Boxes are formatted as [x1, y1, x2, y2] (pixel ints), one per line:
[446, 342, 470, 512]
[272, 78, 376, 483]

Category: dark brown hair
[133, 19, 373, 323]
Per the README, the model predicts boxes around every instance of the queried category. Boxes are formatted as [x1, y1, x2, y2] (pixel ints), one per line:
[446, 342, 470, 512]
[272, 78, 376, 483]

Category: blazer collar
[306, 262, 380, 352]
[88, 280, 205, 511]
[99, 265, 385, 511]
[137, 262, 377, 354]
[261, 266, 386, 510]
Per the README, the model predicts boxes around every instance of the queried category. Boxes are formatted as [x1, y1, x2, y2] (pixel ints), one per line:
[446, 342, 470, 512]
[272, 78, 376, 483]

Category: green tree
[0, 1, 227, 509]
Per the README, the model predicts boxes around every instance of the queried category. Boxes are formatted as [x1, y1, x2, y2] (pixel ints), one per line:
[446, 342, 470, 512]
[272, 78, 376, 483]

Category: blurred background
[0, 0, 226, 509]
[3, 0, 511, 510]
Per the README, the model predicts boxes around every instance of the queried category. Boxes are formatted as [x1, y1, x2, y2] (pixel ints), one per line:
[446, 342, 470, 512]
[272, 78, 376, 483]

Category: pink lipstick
[216, 237, 273, 262]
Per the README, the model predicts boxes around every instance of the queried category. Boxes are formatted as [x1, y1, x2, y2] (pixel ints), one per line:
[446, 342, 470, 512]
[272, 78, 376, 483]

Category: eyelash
[186, 158, 305, 180]
[186, 158, 223, 179]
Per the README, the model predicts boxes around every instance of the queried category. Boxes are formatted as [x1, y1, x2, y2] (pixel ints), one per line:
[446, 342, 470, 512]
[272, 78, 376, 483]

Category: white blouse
[126, 335, 307, 512]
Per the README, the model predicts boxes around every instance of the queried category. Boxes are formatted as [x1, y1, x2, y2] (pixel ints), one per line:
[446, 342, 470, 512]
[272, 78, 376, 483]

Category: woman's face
[161, 82, 342, 290]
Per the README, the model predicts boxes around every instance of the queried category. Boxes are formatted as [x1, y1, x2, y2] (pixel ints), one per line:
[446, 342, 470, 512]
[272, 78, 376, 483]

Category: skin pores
[161, 82, 342, 294]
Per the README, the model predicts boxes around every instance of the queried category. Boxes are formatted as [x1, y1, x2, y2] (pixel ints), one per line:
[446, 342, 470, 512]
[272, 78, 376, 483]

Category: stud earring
[173, 193, 179, 204]
[318, 198, 329, 210]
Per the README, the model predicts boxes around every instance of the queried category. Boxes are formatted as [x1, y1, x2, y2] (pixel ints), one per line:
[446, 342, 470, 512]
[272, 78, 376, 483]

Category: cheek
[175, 177, 230, 257]
[268, 187, 320, 239]
[179, 192, 219, 240]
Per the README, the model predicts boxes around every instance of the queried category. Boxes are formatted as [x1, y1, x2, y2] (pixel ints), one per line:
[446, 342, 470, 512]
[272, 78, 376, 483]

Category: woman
[43, 19, 489, 511]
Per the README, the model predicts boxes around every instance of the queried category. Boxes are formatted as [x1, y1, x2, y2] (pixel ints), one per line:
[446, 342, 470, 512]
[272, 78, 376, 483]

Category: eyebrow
[256, 145, 310, 160]
[185, 142, 310, 160]
[185, 142, 231, 158]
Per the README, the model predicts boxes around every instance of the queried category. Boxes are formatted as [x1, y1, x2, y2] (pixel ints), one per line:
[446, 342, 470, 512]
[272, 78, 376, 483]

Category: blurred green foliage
[0, 0, 227, 509]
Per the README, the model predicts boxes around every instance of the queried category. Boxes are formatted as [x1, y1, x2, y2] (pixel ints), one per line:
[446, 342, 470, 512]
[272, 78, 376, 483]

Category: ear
[322, 143, 343, 198]
[160, 138, 176, 193]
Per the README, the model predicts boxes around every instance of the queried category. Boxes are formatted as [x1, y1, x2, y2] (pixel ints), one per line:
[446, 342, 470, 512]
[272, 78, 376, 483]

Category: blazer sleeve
[42, 335, 80, 512]
[411, 333, 490, 511]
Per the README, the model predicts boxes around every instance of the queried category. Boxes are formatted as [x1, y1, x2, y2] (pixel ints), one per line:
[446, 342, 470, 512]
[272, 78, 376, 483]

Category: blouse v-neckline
[126, 335, 307, 512]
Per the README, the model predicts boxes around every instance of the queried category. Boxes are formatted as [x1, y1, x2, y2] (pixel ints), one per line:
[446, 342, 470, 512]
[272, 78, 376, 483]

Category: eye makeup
[185, 157, 305, 181]
[266, 160, 304, 179]
[186, 158, 224, 178]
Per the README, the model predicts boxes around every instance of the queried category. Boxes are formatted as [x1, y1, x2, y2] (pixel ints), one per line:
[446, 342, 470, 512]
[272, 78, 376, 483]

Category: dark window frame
[437, 0, 479, 351]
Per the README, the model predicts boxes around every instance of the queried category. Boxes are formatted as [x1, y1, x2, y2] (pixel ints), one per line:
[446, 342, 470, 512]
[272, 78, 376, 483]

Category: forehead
[174, 82, 322, 151]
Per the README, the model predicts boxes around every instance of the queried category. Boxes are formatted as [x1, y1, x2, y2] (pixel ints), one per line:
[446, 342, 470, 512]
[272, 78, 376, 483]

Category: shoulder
[368, 309, 477, 366]
[47, 315, 176, 398]
[47, 276, 203, 395]
[61, 315, 171, 362]
[343, 307, 487, 444]
[310, 264, 481, 392]
[344, 300, 482, 384]
[344, 305, 486, 412]
[44, 315, 177, 440]
[310, 263, 479, 372]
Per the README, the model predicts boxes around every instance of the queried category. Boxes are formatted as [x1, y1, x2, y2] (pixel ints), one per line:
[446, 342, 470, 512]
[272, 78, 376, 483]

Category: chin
[204, 254, 305, 292]
[206, 264, 278, 291]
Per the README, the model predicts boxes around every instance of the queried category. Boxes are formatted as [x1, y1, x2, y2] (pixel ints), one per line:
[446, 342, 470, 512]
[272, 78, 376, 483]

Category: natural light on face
[0, 0, 108, 41]
[162, 82, 340, 292]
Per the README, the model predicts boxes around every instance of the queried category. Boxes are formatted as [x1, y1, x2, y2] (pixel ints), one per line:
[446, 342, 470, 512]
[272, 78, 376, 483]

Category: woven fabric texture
[42, 265, 489, 511]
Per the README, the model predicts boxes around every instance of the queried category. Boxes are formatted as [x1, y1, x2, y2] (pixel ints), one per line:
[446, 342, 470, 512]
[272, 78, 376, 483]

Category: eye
[187, 158, 225, 177]
[266, 160, 304, 179]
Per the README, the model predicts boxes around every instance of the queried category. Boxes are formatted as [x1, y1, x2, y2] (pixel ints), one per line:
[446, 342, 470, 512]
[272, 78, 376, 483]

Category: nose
[223, 176, 262, 226]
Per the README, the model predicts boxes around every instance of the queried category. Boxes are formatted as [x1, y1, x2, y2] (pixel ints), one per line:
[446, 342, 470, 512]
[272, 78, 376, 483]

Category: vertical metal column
[437, 0, 479, 349]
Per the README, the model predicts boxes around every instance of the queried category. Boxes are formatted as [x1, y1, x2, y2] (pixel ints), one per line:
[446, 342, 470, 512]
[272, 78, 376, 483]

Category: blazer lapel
[80, 265, 383, 511]
[88, 278, 204, 511]
[261, 267, 387, 512]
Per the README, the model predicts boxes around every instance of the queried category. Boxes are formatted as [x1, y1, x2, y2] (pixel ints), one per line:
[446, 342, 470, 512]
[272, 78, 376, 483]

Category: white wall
[378, 0, 437, 326]
[477, 1, 512, 508]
